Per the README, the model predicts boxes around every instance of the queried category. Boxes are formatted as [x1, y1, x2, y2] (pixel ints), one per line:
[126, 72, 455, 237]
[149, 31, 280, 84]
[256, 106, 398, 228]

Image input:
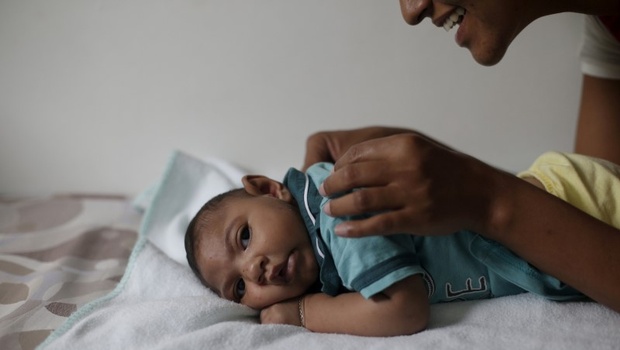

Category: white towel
[39, 151, 620, 350]
[133, 150, 245, 266]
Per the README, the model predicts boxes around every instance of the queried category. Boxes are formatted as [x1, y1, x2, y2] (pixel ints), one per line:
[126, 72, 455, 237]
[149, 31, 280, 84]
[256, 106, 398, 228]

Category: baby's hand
[260, 298, 301, 326]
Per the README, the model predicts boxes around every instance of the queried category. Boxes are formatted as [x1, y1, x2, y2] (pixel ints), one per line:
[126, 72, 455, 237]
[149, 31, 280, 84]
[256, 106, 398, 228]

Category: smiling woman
[399, 0, 619, 66]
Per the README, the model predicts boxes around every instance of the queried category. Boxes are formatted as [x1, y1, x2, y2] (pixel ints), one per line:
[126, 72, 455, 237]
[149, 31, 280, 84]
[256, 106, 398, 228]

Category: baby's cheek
[244, 287, 273, 309]
[246, 285, 290, 310]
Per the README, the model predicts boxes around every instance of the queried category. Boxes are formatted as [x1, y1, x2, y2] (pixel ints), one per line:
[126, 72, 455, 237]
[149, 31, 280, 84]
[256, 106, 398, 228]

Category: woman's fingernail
[334, 224, 349, 237]
[323, 201, 332, 216]
[319, 183, 326, 196]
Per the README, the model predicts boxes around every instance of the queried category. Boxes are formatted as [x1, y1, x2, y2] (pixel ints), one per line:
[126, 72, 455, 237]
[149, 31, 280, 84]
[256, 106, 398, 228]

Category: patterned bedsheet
[0, 195, 141, 350]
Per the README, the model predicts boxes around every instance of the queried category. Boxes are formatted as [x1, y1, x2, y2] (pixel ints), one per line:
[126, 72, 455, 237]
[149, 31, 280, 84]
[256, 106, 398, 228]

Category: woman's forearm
[485, 170, 620, 312]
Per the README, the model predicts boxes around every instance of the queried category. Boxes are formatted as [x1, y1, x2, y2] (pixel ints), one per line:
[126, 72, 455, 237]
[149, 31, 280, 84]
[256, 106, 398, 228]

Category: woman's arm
[261, 275, 429, 336]
[575, 75, 620, 164]
[308, 128, 620, 313]
[483, 169, 620, 313]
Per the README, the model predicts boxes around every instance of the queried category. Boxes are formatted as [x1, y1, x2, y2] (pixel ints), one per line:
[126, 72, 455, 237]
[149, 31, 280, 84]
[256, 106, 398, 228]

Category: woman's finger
[323, 185, 403, 218]
[333, 210, 415, 237]
[320, 160, 391, 198]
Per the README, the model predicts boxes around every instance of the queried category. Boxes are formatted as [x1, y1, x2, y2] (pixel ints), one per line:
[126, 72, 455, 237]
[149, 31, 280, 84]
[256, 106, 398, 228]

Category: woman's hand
[318, 131, 505, 238]
[302, 126, 416, 171]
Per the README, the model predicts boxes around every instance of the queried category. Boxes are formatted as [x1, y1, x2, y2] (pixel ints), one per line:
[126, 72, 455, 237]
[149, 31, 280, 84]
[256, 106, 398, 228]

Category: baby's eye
[235, 279, 246, 300]
[240, 226, 251, 249]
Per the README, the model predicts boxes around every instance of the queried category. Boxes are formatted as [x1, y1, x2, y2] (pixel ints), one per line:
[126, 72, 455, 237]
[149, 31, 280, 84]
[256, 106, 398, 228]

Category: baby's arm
[261, 274, 429, 337]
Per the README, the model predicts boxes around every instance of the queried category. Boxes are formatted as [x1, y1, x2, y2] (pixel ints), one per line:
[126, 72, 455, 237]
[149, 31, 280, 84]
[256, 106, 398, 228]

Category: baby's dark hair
[185, 188, 247, 289]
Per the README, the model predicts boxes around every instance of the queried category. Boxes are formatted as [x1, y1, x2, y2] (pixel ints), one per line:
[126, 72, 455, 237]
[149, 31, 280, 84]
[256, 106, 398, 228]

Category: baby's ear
[242, 175, 293, 202]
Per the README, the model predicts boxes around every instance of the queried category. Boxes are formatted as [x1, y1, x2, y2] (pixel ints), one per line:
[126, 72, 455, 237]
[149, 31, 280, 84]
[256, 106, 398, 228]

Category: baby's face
[195, 194, 319, 310]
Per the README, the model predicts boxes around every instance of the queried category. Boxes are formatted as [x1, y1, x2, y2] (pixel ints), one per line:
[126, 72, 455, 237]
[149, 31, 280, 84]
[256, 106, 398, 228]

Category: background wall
[0, 0, 583, 196]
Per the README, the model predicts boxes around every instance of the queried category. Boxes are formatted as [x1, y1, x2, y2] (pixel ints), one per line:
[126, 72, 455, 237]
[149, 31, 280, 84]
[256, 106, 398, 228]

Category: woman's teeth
[443, 7, 466, 32]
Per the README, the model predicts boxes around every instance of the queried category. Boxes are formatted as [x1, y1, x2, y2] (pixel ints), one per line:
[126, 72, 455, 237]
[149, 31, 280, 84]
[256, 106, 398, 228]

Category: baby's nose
[243, 256, 266, 284]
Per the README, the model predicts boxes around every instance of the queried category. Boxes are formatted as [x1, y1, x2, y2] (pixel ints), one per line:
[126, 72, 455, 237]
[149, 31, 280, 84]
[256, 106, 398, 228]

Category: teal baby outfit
[283, 163, 584, 303]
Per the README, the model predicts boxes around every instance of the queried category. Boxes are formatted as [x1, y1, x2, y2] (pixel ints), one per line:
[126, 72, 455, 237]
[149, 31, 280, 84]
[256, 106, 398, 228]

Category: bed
[2, 151, 620, 350]
[0, 194, 140, 350]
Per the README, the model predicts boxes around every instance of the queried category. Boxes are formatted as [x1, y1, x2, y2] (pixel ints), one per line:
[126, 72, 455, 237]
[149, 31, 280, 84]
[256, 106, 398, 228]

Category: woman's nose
[242, 255, 266, 285]
[399, 0, 432, 26]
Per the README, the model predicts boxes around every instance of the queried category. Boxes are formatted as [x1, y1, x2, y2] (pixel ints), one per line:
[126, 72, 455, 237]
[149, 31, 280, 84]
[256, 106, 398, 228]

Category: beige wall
[0, 0, 583, 195]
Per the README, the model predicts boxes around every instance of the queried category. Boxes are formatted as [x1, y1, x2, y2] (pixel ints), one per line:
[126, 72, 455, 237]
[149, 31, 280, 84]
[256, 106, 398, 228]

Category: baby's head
[185, 175, 319, 310]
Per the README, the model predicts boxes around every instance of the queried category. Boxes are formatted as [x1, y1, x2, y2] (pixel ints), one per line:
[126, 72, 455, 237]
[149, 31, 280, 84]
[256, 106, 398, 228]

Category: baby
[185, 152, 620, 336]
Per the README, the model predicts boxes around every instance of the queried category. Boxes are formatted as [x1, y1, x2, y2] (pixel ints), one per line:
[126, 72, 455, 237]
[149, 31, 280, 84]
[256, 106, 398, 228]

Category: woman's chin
[468, 41, 510, 67]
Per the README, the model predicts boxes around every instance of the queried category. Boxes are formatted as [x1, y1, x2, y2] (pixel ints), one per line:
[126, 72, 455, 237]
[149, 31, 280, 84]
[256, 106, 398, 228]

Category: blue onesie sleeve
[321, 217, 425, 298]
[307, 163, 426, 299]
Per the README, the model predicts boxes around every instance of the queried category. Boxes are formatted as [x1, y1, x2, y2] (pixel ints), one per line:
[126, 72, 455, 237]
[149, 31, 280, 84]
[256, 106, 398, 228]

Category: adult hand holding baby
[304, 126, 504, 238]
[302, 126, 414, 170]
[303, 126, 620, 313]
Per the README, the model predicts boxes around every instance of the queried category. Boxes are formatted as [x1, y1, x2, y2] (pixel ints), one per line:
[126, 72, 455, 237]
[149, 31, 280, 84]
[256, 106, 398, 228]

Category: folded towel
[134, 151, 245, 266]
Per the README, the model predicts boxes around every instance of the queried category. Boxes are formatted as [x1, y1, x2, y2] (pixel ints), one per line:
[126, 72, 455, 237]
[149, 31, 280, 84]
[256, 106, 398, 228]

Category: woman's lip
[433, 7, 459, 28]
[434, 7, 465, 33]
[433, 13, 450, 28]
[455, 14, 466, 47]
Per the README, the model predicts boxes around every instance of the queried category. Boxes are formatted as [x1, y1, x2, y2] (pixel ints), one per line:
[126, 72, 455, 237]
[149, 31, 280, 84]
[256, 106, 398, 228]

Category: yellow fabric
[517, 151, 620, 228]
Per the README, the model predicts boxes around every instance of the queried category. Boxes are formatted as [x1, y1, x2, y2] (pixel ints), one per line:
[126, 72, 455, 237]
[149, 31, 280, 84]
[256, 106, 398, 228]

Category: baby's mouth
[269, 253, 295, 284]
[443, 7, 465, 32]
[276, 261, 288, 281]
[269, 262, 287, 284]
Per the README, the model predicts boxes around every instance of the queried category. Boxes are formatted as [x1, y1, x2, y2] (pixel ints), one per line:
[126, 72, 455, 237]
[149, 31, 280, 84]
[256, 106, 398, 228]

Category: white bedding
[38, 151, 620, 350]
